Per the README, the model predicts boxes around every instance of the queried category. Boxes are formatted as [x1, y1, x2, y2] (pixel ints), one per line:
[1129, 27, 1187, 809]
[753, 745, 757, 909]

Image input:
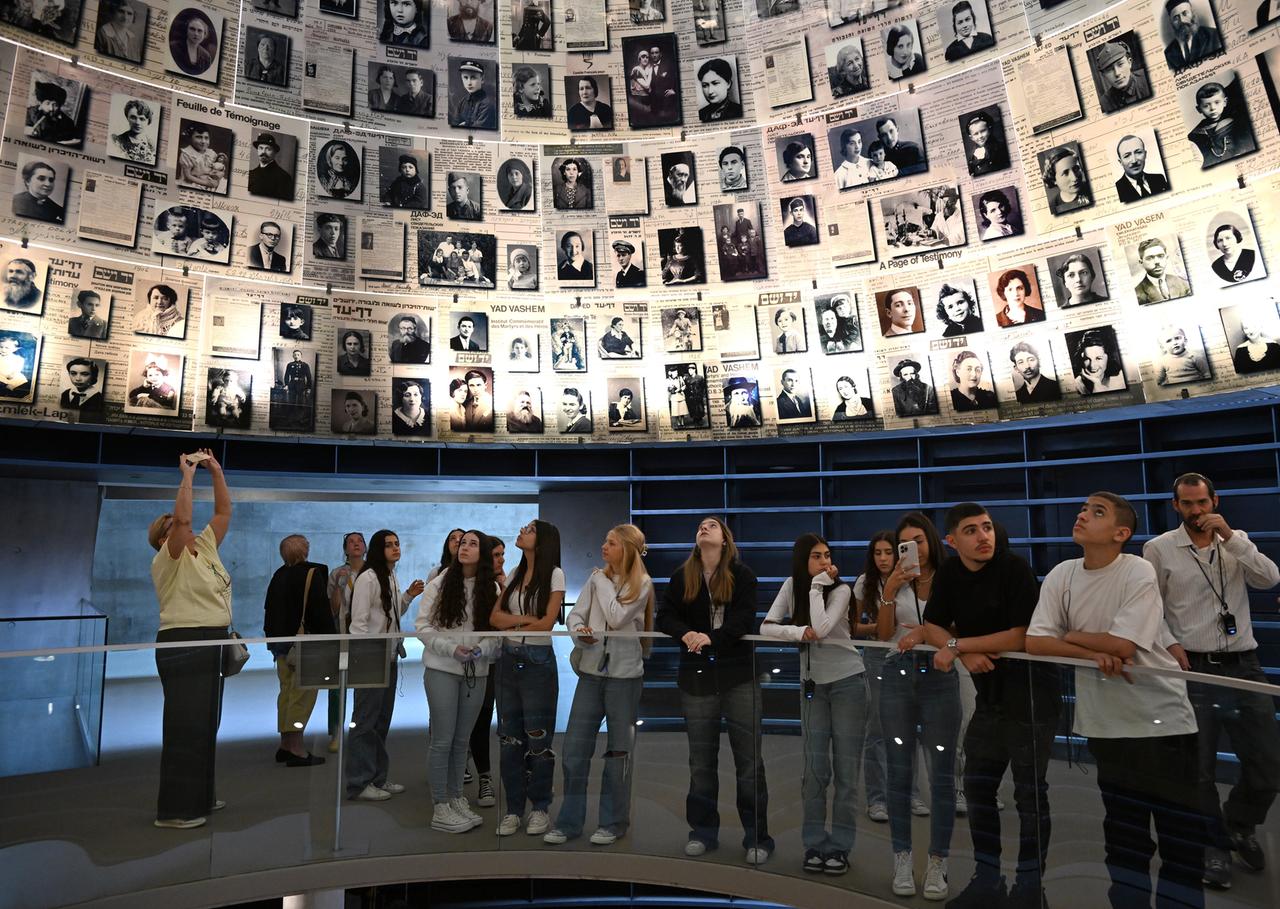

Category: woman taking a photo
[656, 517, 773, 865]
[147, 449, 232, 829]
[761, 533, 865, 875]
[487, 520, 565, 837]
[346, 529, 424, 802]
[416, 530, 501, 833]
[877, 512, 960, 901]
[545, 524, 654, 846]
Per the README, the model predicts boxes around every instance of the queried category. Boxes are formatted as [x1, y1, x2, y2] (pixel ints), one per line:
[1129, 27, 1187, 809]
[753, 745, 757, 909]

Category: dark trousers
[680, 681, 773, 851]
[964, 703, 1057, 877]
[155, 627, 227, 821]
[468, 671, 496, 776]
[1089, 734, 1205, 909]
[1187, 650, 1280, 848]
[346, 661, 397, 797]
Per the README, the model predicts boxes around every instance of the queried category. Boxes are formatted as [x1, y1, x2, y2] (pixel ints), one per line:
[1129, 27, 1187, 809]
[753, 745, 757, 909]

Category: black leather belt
[1186, 650, 1252, 666]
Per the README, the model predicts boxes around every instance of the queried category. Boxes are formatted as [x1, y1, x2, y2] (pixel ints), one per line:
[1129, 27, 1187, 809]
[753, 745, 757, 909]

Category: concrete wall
[1, 478, 100, 617]
[539, 488, 631, 603]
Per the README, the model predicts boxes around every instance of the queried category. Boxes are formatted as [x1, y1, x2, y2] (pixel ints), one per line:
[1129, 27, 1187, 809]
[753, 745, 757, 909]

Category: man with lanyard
[922, 503, 1061, 909]
[1143, 472, 1280, 889]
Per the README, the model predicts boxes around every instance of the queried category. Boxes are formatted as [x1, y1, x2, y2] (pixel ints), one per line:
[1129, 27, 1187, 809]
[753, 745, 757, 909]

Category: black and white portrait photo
[756, 0, 798, 16]
[555, 229, 595, 286]
[881, 185, 966, 257]
[1047, 248, 1109, 308]
[417, 231, 497, 288]
[1127, 235, 1192, 304]
[1220, 302, 1280, 375]
[315, 138, 363, 201]
[661, 151, 697, 206]
[661, 306, 702, 353]
[448, 311, 488, 352]
[722, 376, 763, 429]
[622, 33, 682, 128]
[505, 386, 544, 434]
[269, 348, 316, 432]
[513, 0, 552, 49]
[610, 239, 646, 288]
[938, 0, 995, 62]
[606, 378, 647, 432]
[367, 63, 436, 117]
[776, 133, 818, 183]
[61, 356, 108, 415]
[175, 118, 233, 194]
[446, 171, 483, 220]
[67, 289, 111, 340]
[780, 196, 819, 248]
[771, 305, 806, 354]
[512, 64, 551, 118]
[666, 362, 709, 428]
[947, 348, 998, 412]
[550, 316, 587, 371]
[1151, 320, 1211, 386]
[1065, 325, 1128, 395]
[95, 0, 147, 64]
[165, 5, 223, 83]
[598, 314, 643, 359]
[388, 312, 431, 363]
[279, 302, 313, 340]
[884, 20, 927, 81]
[1008, 339, 1062, 404]
[3, 0, 82, 44]
[497, 158, 535, 212]
[447, 0, 495, 41]
[565, 74, 614, 131]
[243, 27, 289, 87]
[889, 356, 939, 417]
[253, 0, 299, 16]
[1160, 0, 1223, 74]
[504, 331, 539, 371]
[246, 220, 292, 273]
[335, 328, 372, 377]
[1038, 142, 1093, 216]
[106, 94, 160, 166]
[505, 244, 539, 290]
[248, 129, 297, 201]
[1087, 33, 1153, 114]
[556, 386, 593, 434]
[124, 348, 183, 415]
[972, 186, 1024, 242]
[826, 38, 869, 98]
[936, 281, 984, 337]
[0, 330, 40, 402]
[774, 367, 815, 423]
[379, 148, 429, 210]
[391, 377, 431, 436]
[150, 204, 233, 263]
[630, 0, 663, 22]
[658, 226, 706, 287]
[693, 0, 725, 45]
[1204, 209, 1267, 286]
[331, 389, 377, 435]
[379, 0, 429, 47]
[552, 157, 594, 211]
[319, 0, 358, 15]
[718, 145, 749, 192]
[11, 156, 68, 224]
[0, 257, 46, 316]
[24, 71, 86, 148]
[205, 367, 251, 429]
[1111, 129, 1170, 203]
[829, 371, 874, 421]
[826, 109, 927, 190]
[712, 202, 766, 281]
[1179, 70, 1257, 168]
[960, 106, 1009, 176]
[448, 57, 499, 131]
[695, 56, 742, 123]
[814, 292, 861, 353]
[312, 212, 348, 261]
[876, 286, 925, 337]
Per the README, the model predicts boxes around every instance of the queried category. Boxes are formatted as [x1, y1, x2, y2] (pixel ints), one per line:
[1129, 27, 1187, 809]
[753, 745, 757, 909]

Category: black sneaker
[1230, 830, 1265, 872]
[802, 848, 825, 873]
[946, 873, 1006, 909]
[1203, 847, 1233, 890]
[1007, 878, 1050, 909]
[823, 851, 850, 875]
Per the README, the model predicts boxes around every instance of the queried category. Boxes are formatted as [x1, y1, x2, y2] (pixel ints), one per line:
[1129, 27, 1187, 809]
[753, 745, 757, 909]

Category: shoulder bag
[286, 567, 319, 672]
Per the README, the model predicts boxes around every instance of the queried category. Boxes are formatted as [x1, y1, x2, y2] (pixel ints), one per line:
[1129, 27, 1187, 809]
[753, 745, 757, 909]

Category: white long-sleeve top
[349, 567, 414, 635]
[567, 569, 653, 679]
[414, 570, 501, 676]
[761, 574, 864, 684]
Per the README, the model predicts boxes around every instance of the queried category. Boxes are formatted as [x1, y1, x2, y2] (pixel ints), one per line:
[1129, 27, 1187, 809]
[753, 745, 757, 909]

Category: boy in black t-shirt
[923, 502, 1062, 909]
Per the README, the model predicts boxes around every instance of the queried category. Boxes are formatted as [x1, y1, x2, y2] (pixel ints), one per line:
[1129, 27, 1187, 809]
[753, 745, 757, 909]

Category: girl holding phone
[876, 512, 960, 901]
[761, 533, 865, 875]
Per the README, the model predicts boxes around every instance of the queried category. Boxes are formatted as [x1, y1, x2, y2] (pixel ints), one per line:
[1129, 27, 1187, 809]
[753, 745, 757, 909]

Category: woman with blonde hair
[656, 517, 773, 865]
[544, 524, 654, 846]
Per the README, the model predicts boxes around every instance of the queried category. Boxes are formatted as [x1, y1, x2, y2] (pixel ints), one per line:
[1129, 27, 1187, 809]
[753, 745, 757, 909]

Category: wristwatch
[946, 637, 959, 653]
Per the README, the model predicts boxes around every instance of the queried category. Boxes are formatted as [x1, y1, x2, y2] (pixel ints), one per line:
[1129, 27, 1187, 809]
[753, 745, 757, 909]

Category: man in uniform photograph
[613, 241, 645, 288]
[1094, 39, 1152, 113]
[450, 59, 497, 130]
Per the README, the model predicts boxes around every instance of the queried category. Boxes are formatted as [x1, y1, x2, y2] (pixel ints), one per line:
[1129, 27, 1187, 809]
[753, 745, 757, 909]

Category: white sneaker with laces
[431, 802, 472, 833]
[911, 797, 931, 816]
[923, 855, 948, 901]
[497, 813, 521, 836]
[451, 797, 482, 829]
[382, 781, 405, 795]
[685, 840, 707, 857]
[544, 828, 569, 844]
[589, 827, 617, 845]
[744, 846, 770, 865]
[526, 809, 550, 835]
[353, 784, 390, 802]
[892, 850, 916, 897]
[955, 792, 968, 816]
[868, 802, 889, 823]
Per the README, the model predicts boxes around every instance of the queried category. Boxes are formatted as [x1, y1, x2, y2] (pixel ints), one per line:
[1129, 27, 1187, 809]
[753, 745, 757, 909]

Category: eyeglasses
[521, 522, 537, 534]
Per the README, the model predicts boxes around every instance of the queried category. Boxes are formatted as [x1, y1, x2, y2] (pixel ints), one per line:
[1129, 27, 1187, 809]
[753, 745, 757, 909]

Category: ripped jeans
[555, 672, 643, 838]
[496, 643, 559, 816]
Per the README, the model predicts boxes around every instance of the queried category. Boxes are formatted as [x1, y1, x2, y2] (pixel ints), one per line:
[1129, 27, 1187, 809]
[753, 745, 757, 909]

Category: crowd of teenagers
[149, 453, 1279, 909]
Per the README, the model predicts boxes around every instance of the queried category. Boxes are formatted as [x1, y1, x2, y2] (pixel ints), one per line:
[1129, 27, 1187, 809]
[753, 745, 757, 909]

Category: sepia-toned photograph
[504, 331, 540, 371]
[387, 313, 431, 364]
[881, 185, 966, 257]
[106, 94, 160, 166]
[972, 186, 1024, 242]
[598, 315, 642, 359]
[335, 327, 373, 376]
[876, 287, 925, 338]
[606, 378, 647, 432]
[315, 138, 363, 201]
[448, 310, 489, 351]
[243, 27, 289, 87]
[661, 306, 702, 353]
[661, 151, 697, 206]
[989, 265, 1046, 327]
[445, 171, 483, 220]
[565, 74, 614, 130]
[883, 20, 927, 81]
[205, 367, 251, 429]
[165, 5, 224, 83]
[60, 355, 108, 415]
[150, 204, 233, 263]
[95, 0, 148, 64]
[124, 347, 182, 415]
[722, 376, 763, 429]
[269, 348, 316, 432]
[775, 133, 818, 183]
[936, 281, 984, 337]
[1008, 338, 1062, 403]
[12, 155, 68, 224]
[889, 355, 939, 417]
[1221, 301, 1280, 375]
[826, 38, 869, 98]
[417, 230, 497, 288]
[24, 70, 87, 148]
[829, 370, 874, 421]
[497, 158, 535, 212]
[331, 388, 377, 435]
[505, 386, 544, 433]
[1159, 0, 1222, 74]
[622, 33, 682, 128]
[1065, 325, 1128, 395]
[1038, 142, 1093, 216]
[658, 227, 706, 286]
[0, 329, 41, 402]
[67, 289, 111, 340]
[1126, 235, 1192, 303]
[1087, 32, 1153, 114]
[666, 362, 709, 428]
[366, 63, 436, 117]
[959, 106, 1009, 176]
[814, 291, 862, 353]
[246, 220, 292, 273]
[550, 316, 588, 371]
[771, 305, 806, 354]
[774, 366, 815, 423]
[391, 377, 431, 436]
[1151, 320, 1211, 386]
[505, 244, 539, 290]
[947, 348, 998, 412]
[939, 0, 996, 62]
[552, 157, 594, 210]
[0, 257, 47, 316]
[1047, 248, 1110, 308]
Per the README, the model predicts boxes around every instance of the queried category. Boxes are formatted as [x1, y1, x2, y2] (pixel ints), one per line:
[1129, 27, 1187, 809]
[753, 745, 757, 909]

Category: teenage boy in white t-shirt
[1027, 491, 1204, 909]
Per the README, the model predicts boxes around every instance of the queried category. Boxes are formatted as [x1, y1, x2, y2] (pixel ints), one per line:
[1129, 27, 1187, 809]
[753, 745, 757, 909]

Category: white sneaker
[911, 797, 931, 817]
[544, 828, 569, 844]
[353, 784, 390, 802]
[744, 846, 770, 866]
[382, 781, 405, 795]
[955, 792, 968, 816]
[451, 797, 482, 829]
[997, 795, 1005, 810]
[526, 809, 550, 835]
[497, 813, 521, 836]
[892, 850, 916, 897]
[431, 802, 473, 833]
[476, 774, 496, 807]
[685, 840, 707, 856]
[868, 802, 889, 823]
[589, 827, 617, 845]
[923, 855, 948, 901]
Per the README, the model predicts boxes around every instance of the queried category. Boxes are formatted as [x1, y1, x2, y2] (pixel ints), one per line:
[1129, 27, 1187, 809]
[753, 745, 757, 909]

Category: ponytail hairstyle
[497, 520, 562, 619]
[436, 527, 464, 574]
[358, 528, 397, 629]
[858, 529, 897, 624]
[679, 516, 738, 605]
[789, 533, 841, 627]
[604, 523, 655, 656]
[433, 530, 497, 631]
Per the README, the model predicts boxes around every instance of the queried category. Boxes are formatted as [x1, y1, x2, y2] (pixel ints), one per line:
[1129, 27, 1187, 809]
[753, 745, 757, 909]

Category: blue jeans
[681, 681, 774, 851]
[861, 647, 888, 808]
[879, 653, 960, 855]
[802, 671, 867, 853]
[556, 673, 643, 838]
[346, 660, 397, 797]
[424, 666, 487, 802]
[496, 644, 558, 814]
